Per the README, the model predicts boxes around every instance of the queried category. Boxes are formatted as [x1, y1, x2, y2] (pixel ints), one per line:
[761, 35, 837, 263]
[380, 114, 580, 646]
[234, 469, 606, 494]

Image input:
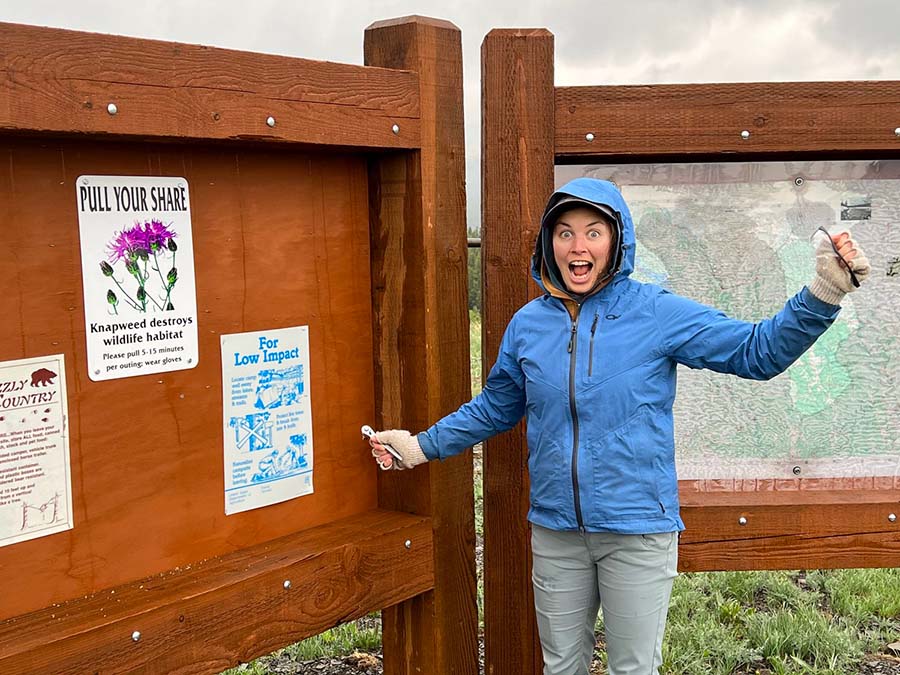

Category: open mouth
[569, 260, 593, 280]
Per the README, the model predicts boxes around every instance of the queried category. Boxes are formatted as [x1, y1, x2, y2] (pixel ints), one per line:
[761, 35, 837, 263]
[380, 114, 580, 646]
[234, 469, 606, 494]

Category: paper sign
[221, 327, 314, 514]
[76, 175, 199, 381]
[0, 354, 72, 547]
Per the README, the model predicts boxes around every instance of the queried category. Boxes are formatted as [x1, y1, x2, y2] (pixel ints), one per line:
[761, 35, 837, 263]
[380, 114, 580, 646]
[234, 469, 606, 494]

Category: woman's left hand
[808, 231, 871, 305]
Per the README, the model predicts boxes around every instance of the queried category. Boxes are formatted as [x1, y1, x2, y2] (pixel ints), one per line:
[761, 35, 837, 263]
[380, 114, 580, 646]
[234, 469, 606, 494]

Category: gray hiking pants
[531, 524, 679, 675]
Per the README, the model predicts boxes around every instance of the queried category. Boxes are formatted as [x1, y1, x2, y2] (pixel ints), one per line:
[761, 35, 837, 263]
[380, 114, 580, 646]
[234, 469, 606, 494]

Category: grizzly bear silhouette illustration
[30, 368, 57, 386]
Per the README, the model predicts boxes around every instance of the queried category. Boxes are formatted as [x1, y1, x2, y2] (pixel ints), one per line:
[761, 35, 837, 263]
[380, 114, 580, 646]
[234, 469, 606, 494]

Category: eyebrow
[554, 220, 607, 228]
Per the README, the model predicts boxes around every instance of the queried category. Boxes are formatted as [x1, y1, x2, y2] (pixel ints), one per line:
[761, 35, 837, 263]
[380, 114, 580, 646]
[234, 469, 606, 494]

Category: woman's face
[552, 206, 614, 293]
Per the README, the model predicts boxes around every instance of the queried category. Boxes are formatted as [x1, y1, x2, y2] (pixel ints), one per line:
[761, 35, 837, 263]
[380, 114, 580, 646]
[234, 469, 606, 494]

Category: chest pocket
[582, 310, 662, 388]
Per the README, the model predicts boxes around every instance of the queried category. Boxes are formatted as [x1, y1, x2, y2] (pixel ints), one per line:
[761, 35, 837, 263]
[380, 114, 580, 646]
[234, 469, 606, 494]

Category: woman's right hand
[368, 429, 428, 471]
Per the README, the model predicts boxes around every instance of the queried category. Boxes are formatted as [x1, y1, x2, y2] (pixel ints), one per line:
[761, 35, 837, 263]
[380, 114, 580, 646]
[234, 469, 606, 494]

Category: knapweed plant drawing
[99, 220, 178, 314]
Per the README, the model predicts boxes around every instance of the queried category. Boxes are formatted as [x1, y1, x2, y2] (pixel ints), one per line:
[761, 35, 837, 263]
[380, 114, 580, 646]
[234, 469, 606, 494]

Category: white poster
[0, 354, 72, 547]
[221, 327, 314, 515]
[76, 175, 199, 381]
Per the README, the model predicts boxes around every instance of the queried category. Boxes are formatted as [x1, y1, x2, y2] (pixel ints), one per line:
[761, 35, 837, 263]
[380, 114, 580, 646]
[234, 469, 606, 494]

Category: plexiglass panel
[558, 161, 900, 485]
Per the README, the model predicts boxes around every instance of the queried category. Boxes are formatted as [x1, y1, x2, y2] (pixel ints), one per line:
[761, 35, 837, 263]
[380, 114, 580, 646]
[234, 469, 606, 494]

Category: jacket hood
[531, 178, 636, 298]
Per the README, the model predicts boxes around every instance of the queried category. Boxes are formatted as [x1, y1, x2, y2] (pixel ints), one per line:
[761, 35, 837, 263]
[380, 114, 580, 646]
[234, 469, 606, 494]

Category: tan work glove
[369, 429, 428, 471]
[808, 231, 870, 305]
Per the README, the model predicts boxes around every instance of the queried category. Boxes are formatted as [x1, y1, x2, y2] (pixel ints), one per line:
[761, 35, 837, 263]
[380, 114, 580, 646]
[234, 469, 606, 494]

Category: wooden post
[481, 29, 555, 675]
[365, 17, 477, 675]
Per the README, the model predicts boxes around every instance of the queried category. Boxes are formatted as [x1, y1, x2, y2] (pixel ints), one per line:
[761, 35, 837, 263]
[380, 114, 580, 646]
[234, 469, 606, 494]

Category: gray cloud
[3, 0, 897, 230]
[813, 0, 900, 72]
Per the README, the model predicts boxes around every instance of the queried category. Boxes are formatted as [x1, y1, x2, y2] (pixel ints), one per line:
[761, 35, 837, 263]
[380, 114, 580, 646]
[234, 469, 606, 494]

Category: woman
[367, 177, 870, 675]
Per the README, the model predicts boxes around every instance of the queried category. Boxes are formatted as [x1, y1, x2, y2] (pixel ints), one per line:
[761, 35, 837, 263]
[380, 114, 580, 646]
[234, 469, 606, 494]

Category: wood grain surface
[366, 16, 477, 675]
[0, 509, 432, 674]
[480, 28, 555, 675]
[556, 81, 900, 159]
[0, 136, 378, 620]
[0, 21, 420, 149]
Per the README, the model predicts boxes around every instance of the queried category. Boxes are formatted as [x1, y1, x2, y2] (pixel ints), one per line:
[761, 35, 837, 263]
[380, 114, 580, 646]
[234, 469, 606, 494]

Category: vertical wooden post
[481, 29, 555, 675]
[365, 17, 477, 675]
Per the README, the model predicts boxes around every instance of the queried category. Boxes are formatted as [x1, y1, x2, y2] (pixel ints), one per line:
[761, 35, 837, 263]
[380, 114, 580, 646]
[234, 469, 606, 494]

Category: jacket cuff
[416, 431, 440, 461]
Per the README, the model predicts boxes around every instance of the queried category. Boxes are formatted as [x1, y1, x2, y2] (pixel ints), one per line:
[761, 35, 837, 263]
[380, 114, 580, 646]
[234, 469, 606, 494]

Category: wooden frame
[0, 22, 420, 149]
[481, 28, 900, 675]
[366, 17, 478, 675]
[0, 17, 475, 675]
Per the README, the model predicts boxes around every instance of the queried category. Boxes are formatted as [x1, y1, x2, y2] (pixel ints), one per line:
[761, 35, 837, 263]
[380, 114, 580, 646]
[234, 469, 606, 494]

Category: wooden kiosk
[481, 28, 900, 675]
[0, 17, 477, 674]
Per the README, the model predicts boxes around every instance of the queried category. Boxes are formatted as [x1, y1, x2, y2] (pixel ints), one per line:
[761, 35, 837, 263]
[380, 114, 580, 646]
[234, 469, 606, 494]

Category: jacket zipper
[588, 313, 599, 377]
[567, 305, 585, 531]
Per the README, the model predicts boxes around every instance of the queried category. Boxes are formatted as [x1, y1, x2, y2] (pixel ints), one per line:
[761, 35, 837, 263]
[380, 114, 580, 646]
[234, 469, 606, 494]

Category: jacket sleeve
[655, 286, 841, 380]
[417, 318, 526, 461]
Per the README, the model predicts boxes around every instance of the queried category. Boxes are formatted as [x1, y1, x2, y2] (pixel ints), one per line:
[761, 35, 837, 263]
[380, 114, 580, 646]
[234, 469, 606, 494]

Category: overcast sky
[4, 0, 900, 229]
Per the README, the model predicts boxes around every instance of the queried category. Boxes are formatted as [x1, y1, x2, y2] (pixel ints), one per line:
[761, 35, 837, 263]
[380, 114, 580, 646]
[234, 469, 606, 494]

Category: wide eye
[588, 230, 601, 239]
[557, 230, 573, 240]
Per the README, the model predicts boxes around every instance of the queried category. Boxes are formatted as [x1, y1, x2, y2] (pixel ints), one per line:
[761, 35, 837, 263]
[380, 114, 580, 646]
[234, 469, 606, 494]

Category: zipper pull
[590, 313, 599, 336]
[567, 306, 581, 354]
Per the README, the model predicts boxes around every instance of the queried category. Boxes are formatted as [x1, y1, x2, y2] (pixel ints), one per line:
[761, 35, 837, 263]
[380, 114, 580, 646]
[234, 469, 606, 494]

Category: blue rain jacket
[418, 178, 841, 534]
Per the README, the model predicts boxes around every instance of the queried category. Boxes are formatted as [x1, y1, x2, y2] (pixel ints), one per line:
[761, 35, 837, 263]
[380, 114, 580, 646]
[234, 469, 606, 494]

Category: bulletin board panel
[0, 135, 379, 620]
[0, 16, 477, 675]
[480, 27, 900, 675]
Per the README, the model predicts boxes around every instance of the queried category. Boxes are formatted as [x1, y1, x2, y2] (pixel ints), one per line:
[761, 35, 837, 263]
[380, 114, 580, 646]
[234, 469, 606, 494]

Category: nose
[570, 234, 589, 252]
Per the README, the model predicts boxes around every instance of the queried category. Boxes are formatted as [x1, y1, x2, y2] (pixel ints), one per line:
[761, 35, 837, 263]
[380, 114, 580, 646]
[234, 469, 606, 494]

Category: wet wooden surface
[0, 136, 377, 620]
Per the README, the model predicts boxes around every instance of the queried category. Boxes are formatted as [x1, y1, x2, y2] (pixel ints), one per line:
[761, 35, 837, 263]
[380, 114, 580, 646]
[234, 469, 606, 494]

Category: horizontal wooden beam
[0, 22, 421, 149]
[680, 497, 900, 571]
[555, 81, 900, 159]
[0, 509, 432, 675]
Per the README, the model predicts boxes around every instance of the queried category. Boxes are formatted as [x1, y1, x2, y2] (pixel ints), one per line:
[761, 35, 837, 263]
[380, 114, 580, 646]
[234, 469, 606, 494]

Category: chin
[566, 276, 598, 292]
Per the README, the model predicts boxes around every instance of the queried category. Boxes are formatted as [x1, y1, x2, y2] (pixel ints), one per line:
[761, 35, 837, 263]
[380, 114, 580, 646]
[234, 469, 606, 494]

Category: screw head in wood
[283, 579, 292, 589]
[107, 103, 118, 115]
[266, 116, 276, 128]
[890, 513, 897, 523]
[738, 516, 748, 526]
[585, 132, 595, 142]
[404, 539, 411, 549]
[392, 124, 400, 134]
[894, 128, 900, 137]
[132, 631, 141, 642]
[740, 130, 750, 140]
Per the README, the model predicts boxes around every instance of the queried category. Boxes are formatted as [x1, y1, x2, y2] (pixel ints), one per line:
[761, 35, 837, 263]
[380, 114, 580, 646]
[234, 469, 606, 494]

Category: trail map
[562, 161, 900, 483]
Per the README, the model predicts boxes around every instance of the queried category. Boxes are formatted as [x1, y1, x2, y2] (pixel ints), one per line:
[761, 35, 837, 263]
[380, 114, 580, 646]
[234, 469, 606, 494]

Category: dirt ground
[251, 646, 900, 675]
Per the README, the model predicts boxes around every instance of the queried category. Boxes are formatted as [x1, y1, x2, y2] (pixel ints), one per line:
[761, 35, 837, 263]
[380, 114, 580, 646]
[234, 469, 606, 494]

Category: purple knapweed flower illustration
[106, 220, 176, 262]
[99, 220, 179, 314]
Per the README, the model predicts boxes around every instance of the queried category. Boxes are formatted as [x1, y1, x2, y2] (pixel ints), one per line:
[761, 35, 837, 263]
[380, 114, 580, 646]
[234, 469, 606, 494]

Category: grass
[469, 308, 483, 397]
[222, 310, 900, 674]
[225, 620, 382, 674]
[657, 569, 900, 674]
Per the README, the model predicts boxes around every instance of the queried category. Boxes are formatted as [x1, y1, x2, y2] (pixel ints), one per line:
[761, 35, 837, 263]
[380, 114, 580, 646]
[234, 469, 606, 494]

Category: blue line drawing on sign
[251, 433, 309, 482]
[254, 365, 304, 409]
[229, 412, 273, 451]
